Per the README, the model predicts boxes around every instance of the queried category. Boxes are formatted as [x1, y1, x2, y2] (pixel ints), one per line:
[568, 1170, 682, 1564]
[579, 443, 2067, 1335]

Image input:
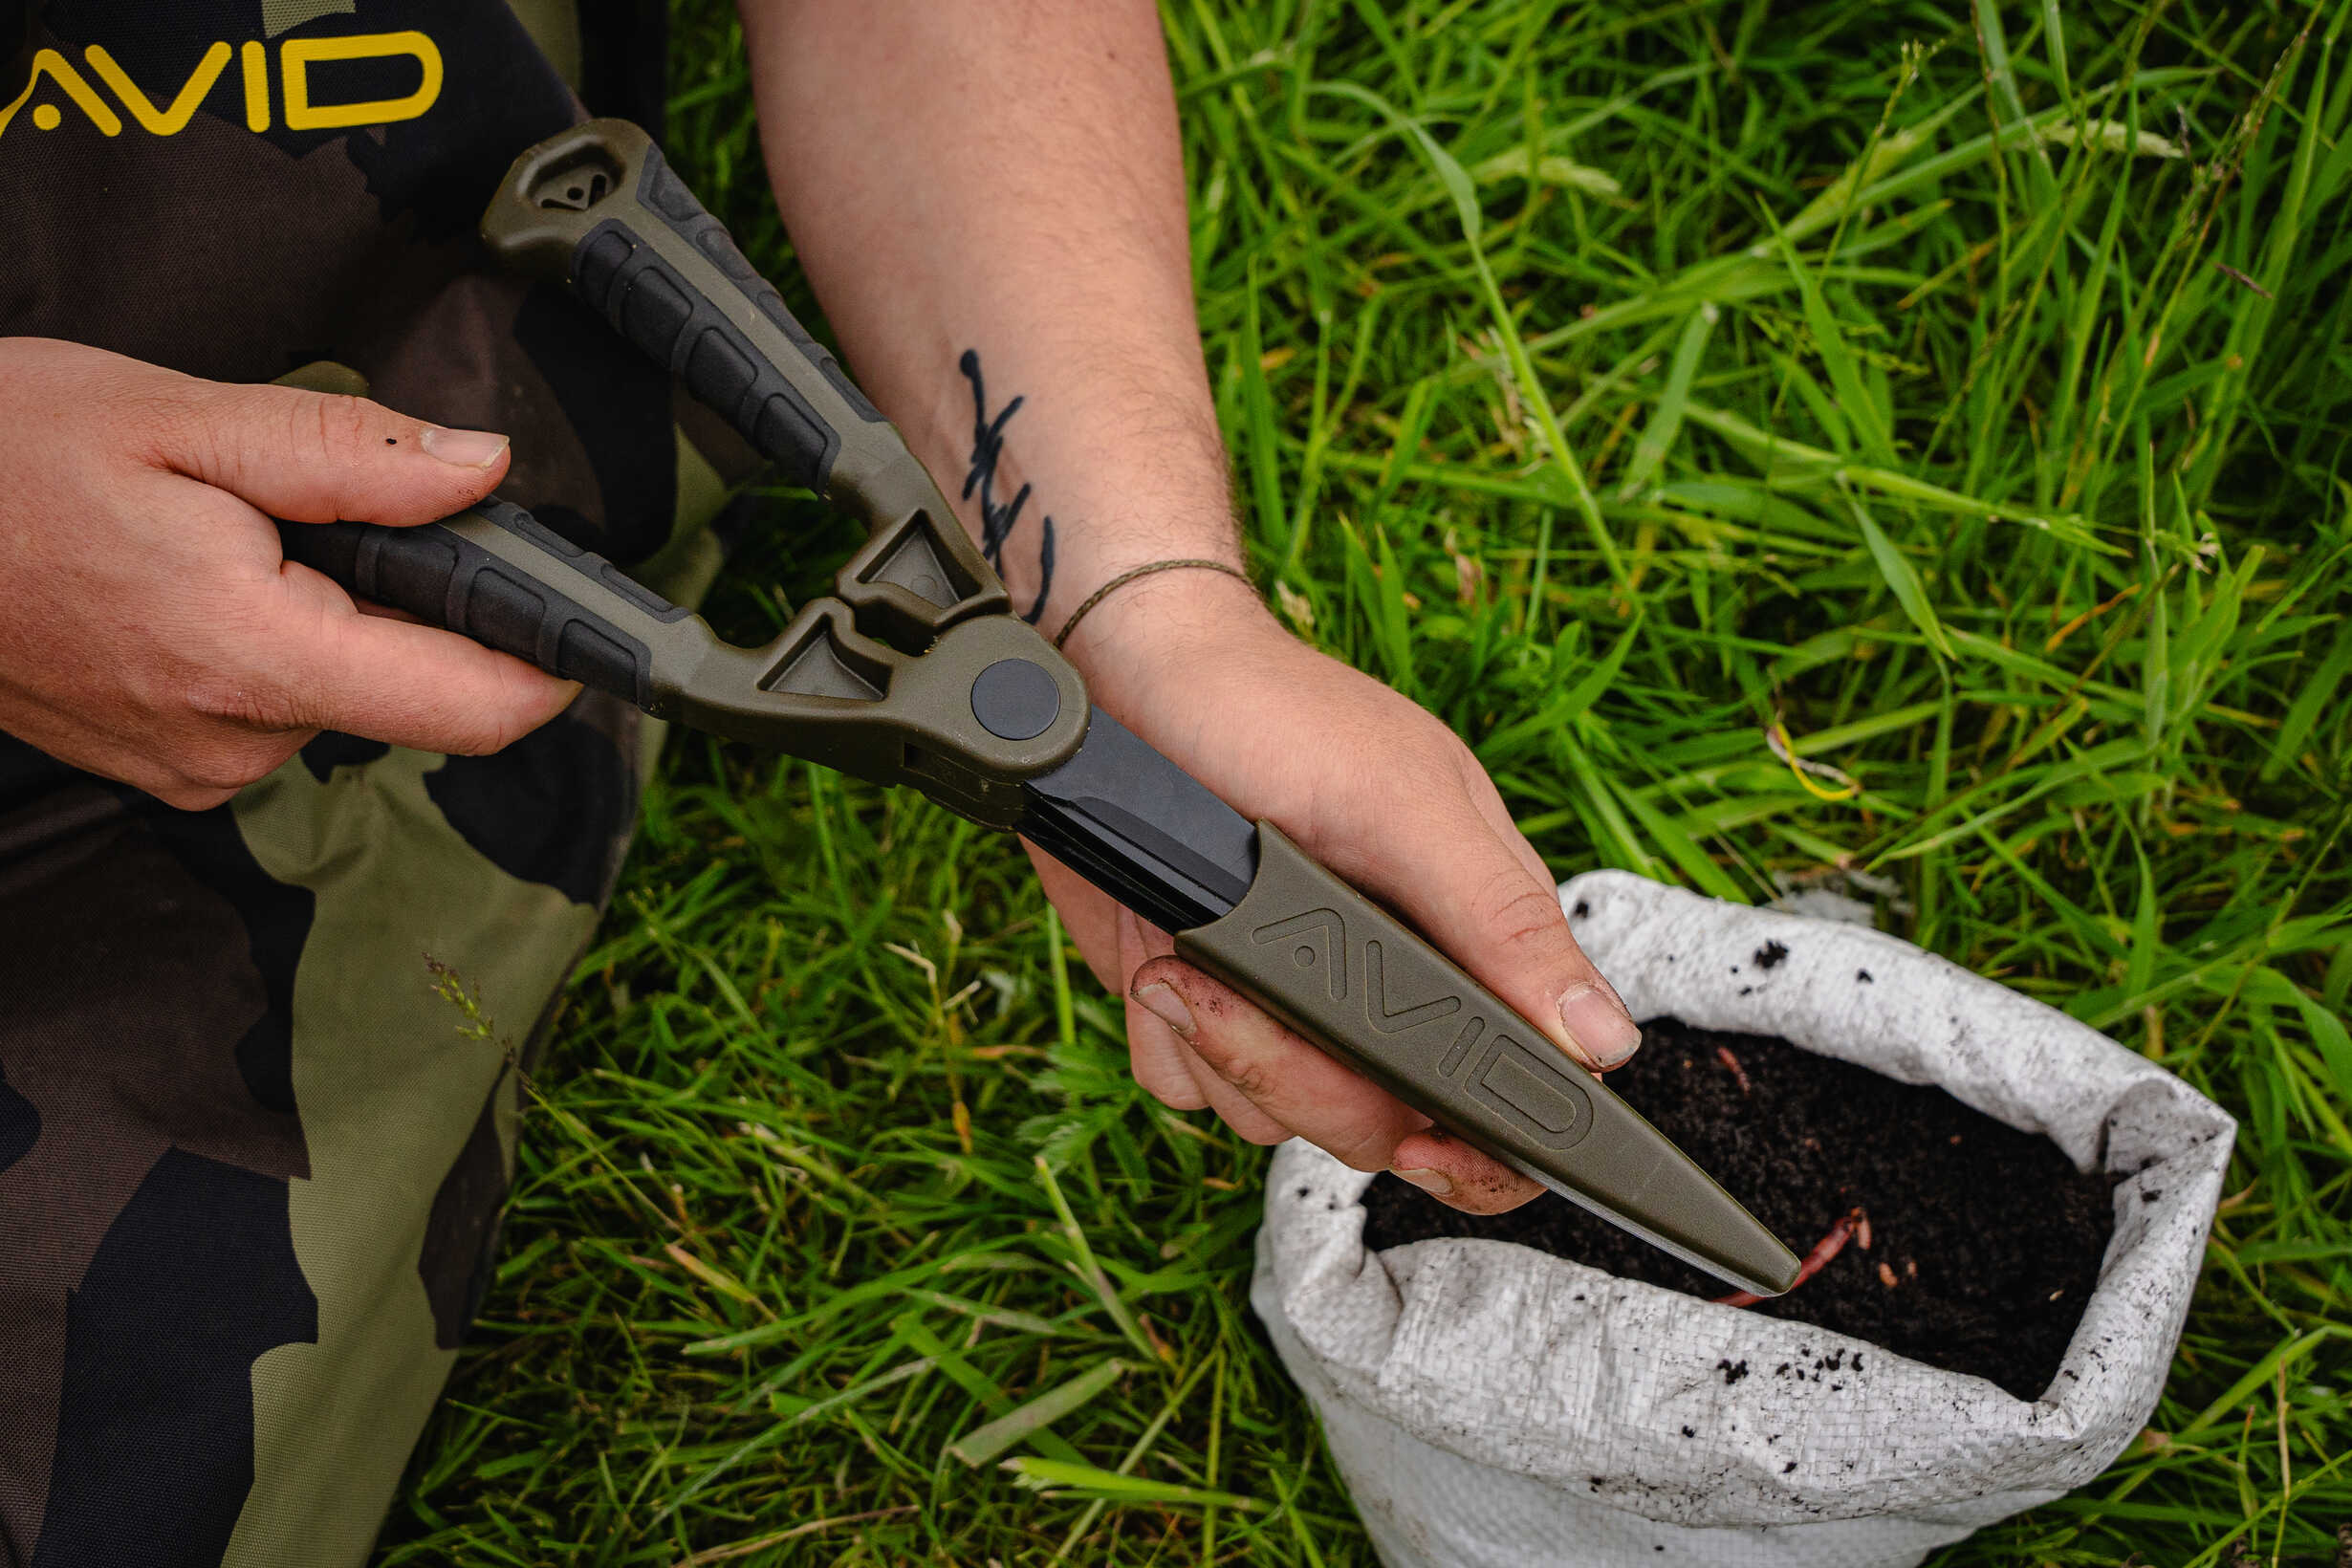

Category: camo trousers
[0, 512, 730, 1568]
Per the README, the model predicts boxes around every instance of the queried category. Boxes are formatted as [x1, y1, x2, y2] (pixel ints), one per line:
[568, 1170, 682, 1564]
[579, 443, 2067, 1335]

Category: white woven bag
[1252, 871, 2234, 1568]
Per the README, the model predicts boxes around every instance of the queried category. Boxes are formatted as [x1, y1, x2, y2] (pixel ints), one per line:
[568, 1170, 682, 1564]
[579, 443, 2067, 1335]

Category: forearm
[739, 0, 1254, 687]
[736, 2, 1644, 1195]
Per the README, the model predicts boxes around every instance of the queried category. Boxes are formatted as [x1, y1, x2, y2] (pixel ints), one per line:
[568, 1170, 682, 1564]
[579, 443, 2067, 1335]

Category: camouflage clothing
[0, 2, 744, 1561]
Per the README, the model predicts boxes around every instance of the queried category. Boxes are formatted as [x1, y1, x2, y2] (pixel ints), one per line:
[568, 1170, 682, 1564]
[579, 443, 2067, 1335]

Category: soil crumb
[1361, 1017, 2115, 1400]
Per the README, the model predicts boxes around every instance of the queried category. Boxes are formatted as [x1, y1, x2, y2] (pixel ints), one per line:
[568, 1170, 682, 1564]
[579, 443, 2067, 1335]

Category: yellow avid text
[0, 32, 444, 144]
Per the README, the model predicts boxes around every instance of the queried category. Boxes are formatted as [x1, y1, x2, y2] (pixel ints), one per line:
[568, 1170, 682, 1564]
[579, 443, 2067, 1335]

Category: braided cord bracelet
[1051, 558, 1253, 648]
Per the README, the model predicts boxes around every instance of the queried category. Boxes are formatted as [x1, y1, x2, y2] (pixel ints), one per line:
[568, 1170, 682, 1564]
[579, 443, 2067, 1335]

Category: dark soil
[1361, 1017, 2117, 1400]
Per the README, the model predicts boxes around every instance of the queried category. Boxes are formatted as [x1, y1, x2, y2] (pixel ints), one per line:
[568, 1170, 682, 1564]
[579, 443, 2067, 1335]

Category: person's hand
[1028, 569, 1643, 1214]
[0, 338, 577, 809]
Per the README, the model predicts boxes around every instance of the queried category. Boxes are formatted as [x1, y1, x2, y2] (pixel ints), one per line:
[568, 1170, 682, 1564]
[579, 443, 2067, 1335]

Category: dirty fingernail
[1391, 1166, 1454, 1197]
[1134, 982, 1196, 1038]
[419, 426, 510, 468]
[1557, 982, 1642, 1069]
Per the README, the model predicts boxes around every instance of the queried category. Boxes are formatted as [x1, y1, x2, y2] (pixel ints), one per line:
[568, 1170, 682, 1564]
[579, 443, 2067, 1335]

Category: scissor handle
[481, 118, 1009, 655]
[277, 501, 705, 713]
[286, 120, 1084, 826]
[278, 496, 1084, 829]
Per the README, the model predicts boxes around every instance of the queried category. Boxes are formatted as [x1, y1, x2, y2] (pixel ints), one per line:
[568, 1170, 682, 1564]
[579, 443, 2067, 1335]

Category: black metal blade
[1015, 707, 1257, 933]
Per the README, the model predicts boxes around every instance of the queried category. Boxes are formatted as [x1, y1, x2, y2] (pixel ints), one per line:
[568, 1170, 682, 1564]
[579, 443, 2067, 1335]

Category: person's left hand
[1028, 569, 1643, 1215]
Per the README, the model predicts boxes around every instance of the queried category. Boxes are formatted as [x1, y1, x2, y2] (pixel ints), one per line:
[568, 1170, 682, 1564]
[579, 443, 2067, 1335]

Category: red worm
[1714, 1045, 1753, 1094]
[1713, 1207, 1863, 1309]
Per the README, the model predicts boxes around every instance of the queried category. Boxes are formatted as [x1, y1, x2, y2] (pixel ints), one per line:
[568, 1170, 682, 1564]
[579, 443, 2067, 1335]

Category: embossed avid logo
[1250, 905, 1595, 1148]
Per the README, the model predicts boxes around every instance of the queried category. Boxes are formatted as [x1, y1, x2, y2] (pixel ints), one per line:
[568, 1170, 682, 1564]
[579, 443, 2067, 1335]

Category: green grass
[377, 2, 2352, 1562]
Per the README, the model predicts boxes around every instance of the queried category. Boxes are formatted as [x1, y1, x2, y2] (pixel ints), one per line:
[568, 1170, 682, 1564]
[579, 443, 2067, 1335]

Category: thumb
[1335, 801, 1642, 1075]
[160, 381, 512, 526]
[265, 560, 577, 753]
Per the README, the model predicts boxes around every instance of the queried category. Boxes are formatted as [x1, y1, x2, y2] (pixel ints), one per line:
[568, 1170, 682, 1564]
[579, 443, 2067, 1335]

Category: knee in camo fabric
[0, 686, 643, 1566]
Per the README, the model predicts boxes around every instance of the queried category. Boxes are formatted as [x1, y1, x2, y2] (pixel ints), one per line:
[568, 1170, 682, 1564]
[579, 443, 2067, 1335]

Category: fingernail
[1391, 1166, 1454, 1197]
[1134, 982, 1195, 1038]
[419, 426, 510, 468]
[1557, 982, 1642, 1069]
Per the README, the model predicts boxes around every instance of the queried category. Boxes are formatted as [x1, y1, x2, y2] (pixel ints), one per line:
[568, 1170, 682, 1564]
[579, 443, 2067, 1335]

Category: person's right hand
[0, 338, 578, 810]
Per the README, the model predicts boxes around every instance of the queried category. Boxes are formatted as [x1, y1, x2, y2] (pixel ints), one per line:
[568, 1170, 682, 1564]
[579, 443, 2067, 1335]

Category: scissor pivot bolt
[970, 658, 1061, 741]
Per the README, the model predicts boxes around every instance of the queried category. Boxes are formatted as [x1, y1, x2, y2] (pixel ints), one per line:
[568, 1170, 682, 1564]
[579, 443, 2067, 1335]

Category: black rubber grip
[566, 145, 880, 494]
[276, 501, 670, 708]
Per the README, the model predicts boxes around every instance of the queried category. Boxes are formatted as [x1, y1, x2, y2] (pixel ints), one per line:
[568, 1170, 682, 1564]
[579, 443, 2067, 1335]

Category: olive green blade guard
[1179, 827, 1801, 1298]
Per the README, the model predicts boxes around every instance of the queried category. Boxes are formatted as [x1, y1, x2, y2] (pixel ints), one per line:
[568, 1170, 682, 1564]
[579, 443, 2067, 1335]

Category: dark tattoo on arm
[959, 349, 1056, 623]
